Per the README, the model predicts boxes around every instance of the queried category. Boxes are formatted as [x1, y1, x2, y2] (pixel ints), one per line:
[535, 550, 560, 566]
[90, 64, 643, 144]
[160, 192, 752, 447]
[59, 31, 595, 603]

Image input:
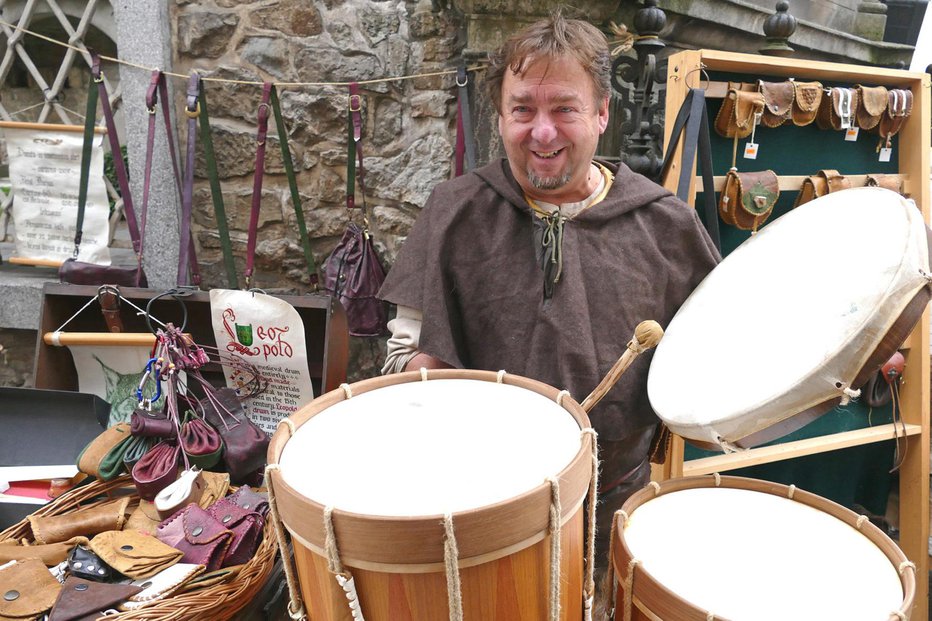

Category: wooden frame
[660, 49, 931, 620]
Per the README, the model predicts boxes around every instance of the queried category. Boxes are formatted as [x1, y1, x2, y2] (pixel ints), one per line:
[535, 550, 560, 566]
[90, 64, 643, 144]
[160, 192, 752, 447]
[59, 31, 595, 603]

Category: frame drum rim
[268, 368, 594, 568]
[612, 475, 915, 621]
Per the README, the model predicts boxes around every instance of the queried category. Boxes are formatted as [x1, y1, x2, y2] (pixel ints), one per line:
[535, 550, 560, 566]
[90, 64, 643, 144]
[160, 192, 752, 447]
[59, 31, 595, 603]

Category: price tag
[845, 127, 859, 141]
[879, 147, 892, 162]
[743, 142, 759, 159]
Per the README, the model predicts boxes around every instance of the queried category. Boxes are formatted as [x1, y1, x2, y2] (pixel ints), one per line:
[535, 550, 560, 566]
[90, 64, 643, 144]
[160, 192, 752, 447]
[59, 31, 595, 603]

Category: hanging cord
[443, 513, 464, 621]
[323, 506, 365, 620]
[264, 461, 308, 621]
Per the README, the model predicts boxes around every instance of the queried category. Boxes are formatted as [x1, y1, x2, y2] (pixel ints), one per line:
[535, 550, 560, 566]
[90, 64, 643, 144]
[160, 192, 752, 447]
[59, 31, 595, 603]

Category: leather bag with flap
[0, 559, 61, 621]
[89, 529, 184, 580]
[793, 169, 851, 208]
[855, 84, 889, 130]
[206, 496, 264, 567]
[816, 87, 859, 130]
[155, 504, 233, 572]
[758, 80, 795, 128]
[791, 81, 823, 126]
[719, 169, 780, 232]
[715, 83, 765, 138]
[877, 88, 913, 145]
[47, 577, 141, 621]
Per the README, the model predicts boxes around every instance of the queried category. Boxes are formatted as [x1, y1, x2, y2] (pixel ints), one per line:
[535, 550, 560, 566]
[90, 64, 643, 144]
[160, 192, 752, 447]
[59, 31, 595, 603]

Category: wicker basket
[0, 475, 279, 621]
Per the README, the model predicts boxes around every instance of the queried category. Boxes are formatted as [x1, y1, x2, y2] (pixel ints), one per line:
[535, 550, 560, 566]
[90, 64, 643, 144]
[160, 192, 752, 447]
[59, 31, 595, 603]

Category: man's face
[498, 55, 609, 204]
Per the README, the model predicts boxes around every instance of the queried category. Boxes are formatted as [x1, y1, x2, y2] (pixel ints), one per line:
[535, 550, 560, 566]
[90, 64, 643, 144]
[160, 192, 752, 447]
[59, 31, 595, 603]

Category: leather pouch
[225, 485, 269, 517]
[758, 80, 795, 128]
[0, 537, 88, 567]
[47, 576, 142, 621]
[155, 469, 206, 520]
[66, 546, 113, 583]
[130, 409, 176, 439]
[76, 423, 133, 481]
[866, 173, 904, 195]
[118, 563, 205, 611]
[0, 558, 61, 620]
[180, 412, 223, 470]
[206, 496, 264, 567]
[131, 440, 181, 501]
[877, 88, 913, 144]
[123, 505, 161, 537]
[715, 84, 764, 138]
[791, 81, 823, 126]
[89, 530, 184, 580]
[794, 169, 850, 208]
[201, 388, 269, 485]
[816, 87, 859, 130]
[719, 169, 779, 231]
[29, 498, 129, 545]
[155, 504, 233, 572]
[122, 436, 153, 473]
[855, 84, 889, 130]
[197, 472, 231, 510]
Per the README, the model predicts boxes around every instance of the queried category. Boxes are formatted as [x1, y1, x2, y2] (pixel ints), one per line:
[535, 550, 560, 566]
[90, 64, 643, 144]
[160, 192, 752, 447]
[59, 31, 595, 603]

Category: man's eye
[513, 106, 531, 114]
[557, 106, 575, 113]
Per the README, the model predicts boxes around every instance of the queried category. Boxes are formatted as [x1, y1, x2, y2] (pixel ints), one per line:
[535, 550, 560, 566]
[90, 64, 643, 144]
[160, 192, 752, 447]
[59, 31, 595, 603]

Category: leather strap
[659, 88, 720, 252]
[454, 63, 476, 176]
[98, 286, 125, 333]
[178, 73, 201, 287]
[269, 85, 319, 287]
[245, 82, 273, 288]
[197, 78, 238, 288]
[819, 168, 850, 194]
[347, 82, 367, 213]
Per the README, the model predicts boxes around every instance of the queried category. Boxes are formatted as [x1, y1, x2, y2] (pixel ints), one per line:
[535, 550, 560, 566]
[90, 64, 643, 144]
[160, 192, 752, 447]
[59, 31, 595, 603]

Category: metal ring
[145, 289, 189, 335]
[456, 75, 468, 87]
[349, 94, 362, 112]
[684, 62, 710, 90]
[184, 101, 201, 119]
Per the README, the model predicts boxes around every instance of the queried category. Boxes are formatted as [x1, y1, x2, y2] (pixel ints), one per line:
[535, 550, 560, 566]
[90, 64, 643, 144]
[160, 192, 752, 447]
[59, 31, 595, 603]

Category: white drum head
[648, 187, 930, 447]
[624, 487, 904, 621]
[278, 379, 582, 516]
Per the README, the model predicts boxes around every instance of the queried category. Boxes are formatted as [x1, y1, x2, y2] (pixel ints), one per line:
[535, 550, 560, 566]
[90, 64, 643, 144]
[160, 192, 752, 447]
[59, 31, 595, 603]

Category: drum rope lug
[264, 463, 309, 621]
[442, 512, 465, 621]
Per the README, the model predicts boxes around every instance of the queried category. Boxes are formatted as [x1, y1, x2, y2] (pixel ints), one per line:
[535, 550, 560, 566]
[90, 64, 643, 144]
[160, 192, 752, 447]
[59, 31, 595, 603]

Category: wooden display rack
[660, 49, 931, 619]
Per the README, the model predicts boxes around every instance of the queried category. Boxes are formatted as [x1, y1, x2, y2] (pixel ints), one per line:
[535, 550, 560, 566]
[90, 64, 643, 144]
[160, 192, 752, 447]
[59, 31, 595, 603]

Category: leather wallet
[47, 576, 142, 621]
[0, 537, 89, 567]
[66, 545, 113, 583]
[28, 498, 130, 545]
[76, 423, 133, 481]
[155, 504, 233, 572]
[206, 495, 264, 567]
[225, 486, 269, 517]
[89, 529, 183, 580]
[0, 558, 61, 620]
[118, 563, 206, 611]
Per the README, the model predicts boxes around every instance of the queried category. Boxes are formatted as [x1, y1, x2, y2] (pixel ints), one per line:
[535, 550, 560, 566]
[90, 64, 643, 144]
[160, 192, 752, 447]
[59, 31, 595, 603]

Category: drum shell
[268, 369, 594, 621]
[610, 475, 916, 621]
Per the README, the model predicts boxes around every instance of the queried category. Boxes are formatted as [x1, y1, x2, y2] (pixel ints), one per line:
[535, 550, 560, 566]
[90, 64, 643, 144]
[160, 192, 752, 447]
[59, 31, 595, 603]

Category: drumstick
[580, 320, 663, 413]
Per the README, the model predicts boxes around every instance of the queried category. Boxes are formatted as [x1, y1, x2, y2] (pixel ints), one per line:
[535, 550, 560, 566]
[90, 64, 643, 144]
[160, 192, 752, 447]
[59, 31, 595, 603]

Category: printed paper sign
[209, 289, 315, 435]
[3, 126, 111, 264]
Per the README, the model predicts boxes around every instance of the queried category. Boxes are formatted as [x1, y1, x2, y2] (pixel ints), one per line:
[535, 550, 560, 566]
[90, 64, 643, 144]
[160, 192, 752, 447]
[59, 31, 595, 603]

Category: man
[379, 12, 719, 568]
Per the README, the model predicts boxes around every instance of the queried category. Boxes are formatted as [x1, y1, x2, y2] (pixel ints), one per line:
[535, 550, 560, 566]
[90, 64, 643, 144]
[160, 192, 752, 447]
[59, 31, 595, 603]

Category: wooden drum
[610, 475, 916, 621]
[267, 369, 596, 621]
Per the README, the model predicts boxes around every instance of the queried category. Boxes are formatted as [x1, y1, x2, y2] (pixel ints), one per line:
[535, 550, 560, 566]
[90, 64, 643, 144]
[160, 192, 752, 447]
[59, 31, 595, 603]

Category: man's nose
[530, 112, 557, 144]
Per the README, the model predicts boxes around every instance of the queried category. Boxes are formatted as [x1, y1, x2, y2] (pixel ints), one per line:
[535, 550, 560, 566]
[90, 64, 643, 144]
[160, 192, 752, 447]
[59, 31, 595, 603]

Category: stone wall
[171, 0, 467, 380]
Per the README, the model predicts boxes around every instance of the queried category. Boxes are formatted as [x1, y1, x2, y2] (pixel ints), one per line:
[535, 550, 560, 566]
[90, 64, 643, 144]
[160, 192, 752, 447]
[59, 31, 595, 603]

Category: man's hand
[404, 352, 453, 372]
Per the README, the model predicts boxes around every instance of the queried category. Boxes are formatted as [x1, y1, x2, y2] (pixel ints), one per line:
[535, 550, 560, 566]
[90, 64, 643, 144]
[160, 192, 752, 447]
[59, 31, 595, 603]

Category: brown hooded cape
[379, 158, 720, 444]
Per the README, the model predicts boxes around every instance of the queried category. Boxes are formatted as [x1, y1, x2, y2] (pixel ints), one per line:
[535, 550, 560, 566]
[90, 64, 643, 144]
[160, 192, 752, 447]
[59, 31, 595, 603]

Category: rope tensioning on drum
[324, 506, 366, 620]
[264, 461, 308, 621]
[622, 558, 640, 621]
[712, 472, 722, 487]
[581, 427, 599, 621]
[556, 389, 571, 406]
[546, 476, 563, 621]
[787, 484, 796, 500]
[340, 383, 353, 399]
[442, 513, 465, 621]
[497, 369, 506, 383]
[421, 367, 429, 381]
[836, 382, 861, 406]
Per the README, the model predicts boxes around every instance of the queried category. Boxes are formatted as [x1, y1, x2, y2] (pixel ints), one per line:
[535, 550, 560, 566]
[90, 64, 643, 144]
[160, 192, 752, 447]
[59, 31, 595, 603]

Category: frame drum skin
[267, 369, 594, 621]
[647, 187, 932, 450]
[611, 476, 915, 621]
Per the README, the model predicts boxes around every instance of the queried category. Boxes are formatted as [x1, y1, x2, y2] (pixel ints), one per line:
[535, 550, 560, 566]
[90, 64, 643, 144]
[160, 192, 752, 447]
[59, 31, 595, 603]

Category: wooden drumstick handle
[580, 320, 664, 413]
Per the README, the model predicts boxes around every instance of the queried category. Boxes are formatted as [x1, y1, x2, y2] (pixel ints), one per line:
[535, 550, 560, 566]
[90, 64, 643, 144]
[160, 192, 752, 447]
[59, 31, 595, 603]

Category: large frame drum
[267, 369, 596, 621]
[610, 475, 916, 621]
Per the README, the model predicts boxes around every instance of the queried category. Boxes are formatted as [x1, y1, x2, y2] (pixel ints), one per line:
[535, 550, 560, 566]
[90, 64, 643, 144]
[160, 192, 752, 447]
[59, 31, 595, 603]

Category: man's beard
[527, 165, 573, 190]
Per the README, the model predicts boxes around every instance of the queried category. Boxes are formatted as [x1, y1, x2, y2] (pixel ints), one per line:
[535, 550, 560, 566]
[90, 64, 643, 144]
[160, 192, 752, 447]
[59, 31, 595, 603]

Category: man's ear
[597, 96, 610, 134]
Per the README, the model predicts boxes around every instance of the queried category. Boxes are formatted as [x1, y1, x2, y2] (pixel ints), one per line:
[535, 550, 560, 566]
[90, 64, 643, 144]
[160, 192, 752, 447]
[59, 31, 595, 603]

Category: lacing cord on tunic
[540, 210, 566, 286]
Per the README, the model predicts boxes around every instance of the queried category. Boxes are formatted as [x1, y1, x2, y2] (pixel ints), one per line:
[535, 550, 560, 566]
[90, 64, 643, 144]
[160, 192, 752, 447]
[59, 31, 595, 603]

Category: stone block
[177, 10, 239, 59]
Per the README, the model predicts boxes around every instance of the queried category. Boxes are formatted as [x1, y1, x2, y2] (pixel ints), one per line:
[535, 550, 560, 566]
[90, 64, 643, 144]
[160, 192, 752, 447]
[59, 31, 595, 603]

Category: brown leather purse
[719, 169, 780, 232]
[855, 84, 889, 131]
[877, 88, 913, 147]
[758, 80, 795, 128]
[816, 87, 859, 130]
[715, 83, 765, 139]
[793, 169, 851, 208]
[791, 81, 823, 126]
[866, 173, 904, 195]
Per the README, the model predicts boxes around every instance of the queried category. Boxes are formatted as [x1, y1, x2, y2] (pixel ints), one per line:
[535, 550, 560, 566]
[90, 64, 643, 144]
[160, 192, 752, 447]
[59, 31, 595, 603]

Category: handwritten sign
[209, 289, 315, 435]
[2, 124, 111, 264]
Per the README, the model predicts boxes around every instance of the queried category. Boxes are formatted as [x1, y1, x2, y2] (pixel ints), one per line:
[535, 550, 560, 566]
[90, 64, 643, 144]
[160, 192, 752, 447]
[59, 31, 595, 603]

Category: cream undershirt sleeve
[382, 305, 423, 375]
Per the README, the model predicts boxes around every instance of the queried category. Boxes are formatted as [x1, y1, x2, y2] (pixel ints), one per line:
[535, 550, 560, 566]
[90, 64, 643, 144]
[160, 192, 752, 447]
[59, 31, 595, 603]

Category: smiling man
[379, 12, 720, 572]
